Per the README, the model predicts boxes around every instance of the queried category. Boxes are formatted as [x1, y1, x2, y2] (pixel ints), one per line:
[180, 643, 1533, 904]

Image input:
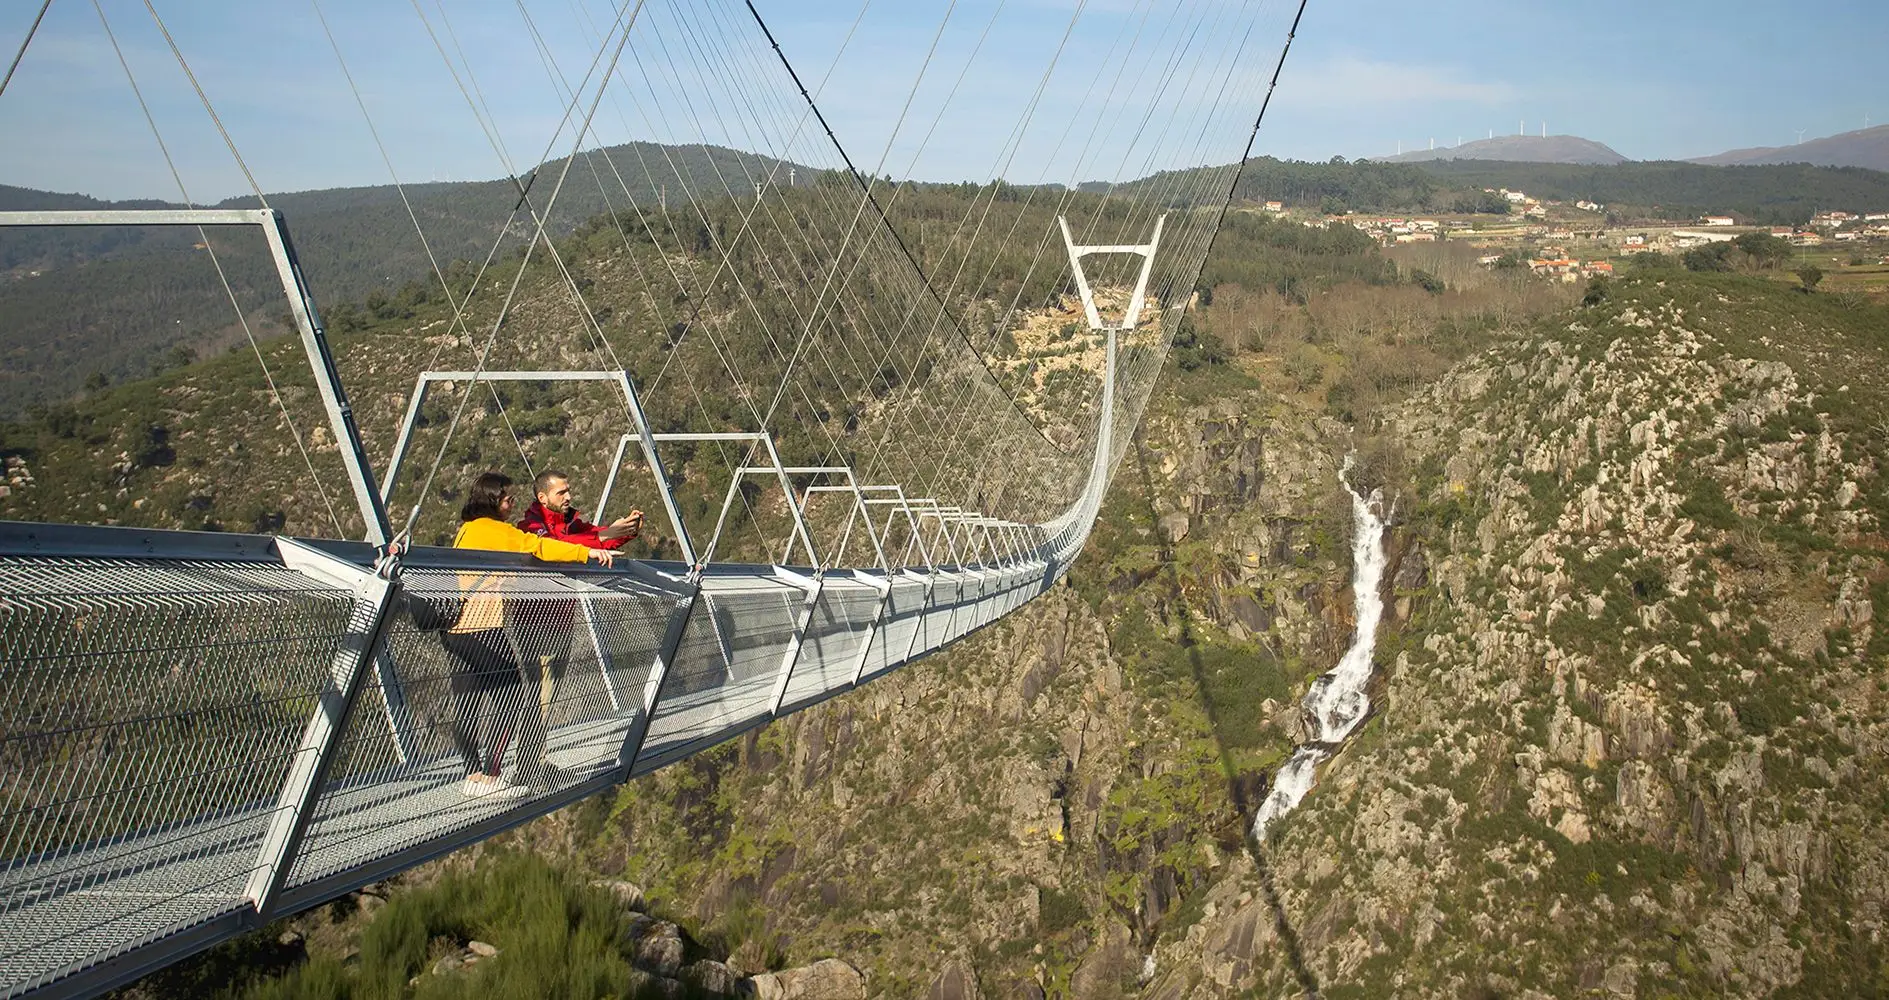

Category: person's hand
[603, 510, 644, 540]
[588, 548, 616, 567]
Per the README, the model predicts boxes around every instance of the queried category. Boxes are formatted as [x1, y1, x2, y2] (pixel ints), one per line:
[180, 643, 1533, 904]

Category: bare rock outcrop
[742, 958, 866, 1000]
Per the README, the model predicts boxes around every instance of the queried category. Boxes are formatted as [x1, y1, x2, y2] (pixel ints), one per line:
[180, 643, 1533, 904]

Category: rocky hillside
[569, 271, 1889, 998]
[99, 269, 1384, 1000]
[89, 234, 1889, 996]
[585, 391, 1357, 999]
[1244, 272, 1889, 997]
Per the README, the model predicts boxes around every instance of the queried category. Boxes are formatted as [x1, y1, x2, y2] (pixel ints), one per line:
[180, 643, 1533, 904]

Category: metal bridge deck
[0, 526, 1053, 998]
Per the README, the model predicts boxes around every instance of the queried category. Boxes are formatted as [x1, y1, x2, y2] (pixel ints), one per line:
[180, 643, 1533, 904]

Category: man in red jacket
[517, 471, 644, 548]
[512, 470, 643, 785]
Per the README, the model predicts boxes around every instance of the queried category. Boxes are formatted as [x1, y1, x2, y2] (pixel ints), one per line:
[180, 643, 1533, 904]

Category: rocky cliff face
[1243, 273, 1889, 998]
[592, 273, 1889, 999]
[576, 363, 1357, 998]
[122, 271, 1887, 1000]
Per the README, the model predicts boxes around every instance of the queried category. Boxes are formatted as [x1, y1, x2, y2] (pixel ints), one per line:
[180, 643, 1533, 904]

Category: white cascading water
[1252, 454, 1389, 841]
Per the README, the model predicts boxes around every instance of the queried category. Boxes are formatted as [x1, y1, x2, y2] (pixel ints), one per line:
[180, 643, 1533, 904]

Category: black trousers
[513, 603, 578, 770]
[441, 628, 526, 777]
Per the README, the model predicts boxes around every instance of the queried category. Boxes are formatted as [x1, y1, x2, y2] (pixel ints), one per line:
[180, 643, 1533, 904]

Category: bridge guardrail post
[246, 538, 402, 919]
[618, 579, 702, 775]
[847, 570, 896, 687]
[259, 211, 392, 546]
[764, 565, 826, 715]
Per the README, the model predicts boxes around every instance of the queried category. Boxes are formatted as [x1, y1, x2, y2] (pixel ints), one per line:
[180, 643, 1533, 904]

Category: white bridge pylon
[0, 209, 1166, 1000]
[1058, 213, 1165, 332]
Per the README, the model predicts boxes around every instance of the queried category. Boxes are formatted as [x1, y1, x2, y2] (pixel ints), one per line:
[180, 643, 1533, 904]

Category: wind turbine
[1795, 128, 1807, 144]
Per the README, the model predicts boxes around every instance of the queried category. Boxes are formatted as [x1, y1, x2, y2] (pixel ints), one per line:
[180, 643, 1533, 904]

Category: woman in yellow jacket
[445, 472, 614, 798]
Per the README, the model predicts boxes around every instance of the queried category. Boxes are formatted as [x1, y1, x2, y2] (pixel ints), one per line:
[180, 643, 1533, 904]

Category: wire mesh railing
[0, 522, 1062, 999]
[0, 550, 361, 998]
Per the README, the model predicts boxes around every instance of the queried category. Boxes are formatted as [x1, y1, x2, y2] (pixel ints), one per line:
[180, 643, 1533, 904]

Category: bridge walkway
[0, 525, 1052, 998]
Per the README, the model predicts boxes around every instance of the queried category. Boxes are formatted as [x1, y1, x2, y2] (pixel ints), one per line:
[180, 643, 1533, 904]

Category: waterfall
[1252, 454, 1389, 841]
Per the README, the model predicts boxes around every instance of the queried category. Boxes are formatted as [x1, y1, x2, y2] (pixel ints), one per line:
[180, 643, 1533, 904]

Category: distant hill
[0, 142, 814, 406]
[1368, 134, 1629, 166]
[1412, 159, 1889, 225]
[1689, 124, 1889, 172]
[2, 142, 811, 299]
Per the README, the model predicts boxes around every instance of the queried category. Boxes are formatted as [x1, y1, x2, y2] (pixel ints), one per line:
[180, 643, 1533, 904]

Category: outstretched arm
[510, 523, 594, 563]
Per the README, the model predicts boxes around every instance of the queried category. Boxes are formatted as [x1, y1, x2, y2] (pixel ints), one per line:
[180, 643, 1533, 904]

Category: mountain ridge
[1368, 134, 1629, 166]
[1689, 124, 1889, 171]
[0, 141, 814, 407]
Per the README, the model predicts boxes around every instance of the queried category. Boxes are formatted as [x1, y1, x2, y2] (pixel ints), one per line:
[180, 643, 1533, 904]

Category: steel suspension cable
[910, 0, 1190, 507]
[898, 0, 1156, 482]
[140, 1, 268, 208]
[924, 0, 1263, 513]
[869, 0, 1112, 494]
[753, 0, 960, 428]
[529, 1, 850, 548]
[742, 0, 1054, 449]
[0, 0, 52, 100]
[90, 0, 346, 536]
[309, 0, 550, 484]
[401, 1, 644, 535]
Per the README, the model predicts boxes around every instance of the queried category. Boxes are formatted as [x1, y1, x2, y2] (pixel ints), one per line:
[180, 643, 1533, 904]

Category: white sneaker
[462, 777, 529, 799]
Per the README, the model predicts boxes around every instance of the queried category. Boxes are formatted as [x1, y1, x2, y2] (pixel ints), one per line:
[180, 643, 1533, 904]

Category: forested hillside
[1414, 159, 1889, 224]
[1117, 154, 1889, 224]
[0, 183, 1387, 548]
[0, 143, 807, 405]
[12, 145, 1888, 407]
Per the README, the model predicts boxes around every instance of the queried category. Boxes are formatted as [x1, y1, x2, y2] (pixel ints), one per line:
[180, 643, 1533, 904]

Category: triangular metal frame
[1058, 214, 1166, 332]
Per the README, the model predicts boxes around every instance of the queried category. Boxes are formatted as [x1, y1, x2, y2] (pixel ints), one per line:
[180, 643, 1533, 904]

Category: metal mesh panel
[967, 570, 997, 631]
[972, 573, 1000, 632]
[0, 543, 1054, 998]
[981, 573, 1007, 633]
[1001, 575, 1035, 616]
[963, 579, 993, 635]
[918, 574, 964, 649]
[284, 567, 676, 887]
[859, 578, 927, 682]
[779, 580, 884, 710]
[946, 573, 989, 642]
[984, 571, 1020, 624]
[637, 577, 803, 764]
[987, 574, 1018, 624]
[0, 557, 356, 996]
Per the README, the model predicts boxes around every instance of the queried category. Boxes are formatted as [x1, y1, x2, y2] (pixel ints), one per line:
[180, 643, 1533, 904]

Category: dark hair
[460, 471, 513, 522]
[533, 469, 570, 497]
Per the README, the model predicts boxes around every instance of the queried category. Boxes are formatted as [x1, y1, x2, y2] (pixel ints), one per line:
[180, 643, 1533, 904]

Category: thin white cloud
[1286, 55, 1520, 108]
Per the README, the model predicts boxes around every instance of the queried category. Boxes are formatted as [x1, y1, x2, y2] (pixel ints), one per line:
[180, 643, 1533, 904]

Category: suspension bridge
[0, 1, 1306, 995]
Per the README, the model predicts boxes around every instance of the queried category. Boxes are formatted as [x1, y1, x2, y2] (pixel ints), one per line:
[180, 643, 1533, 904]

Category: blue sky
[1271, 0, 1887, 162]
[1, 0, 1883, 201]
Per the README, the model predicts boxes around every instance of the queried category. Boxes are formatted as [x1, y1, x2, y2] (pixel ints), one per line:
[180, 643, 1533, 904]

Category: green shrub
[1038, 885, 1086, 933]
[231, 853, 668, 1000]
